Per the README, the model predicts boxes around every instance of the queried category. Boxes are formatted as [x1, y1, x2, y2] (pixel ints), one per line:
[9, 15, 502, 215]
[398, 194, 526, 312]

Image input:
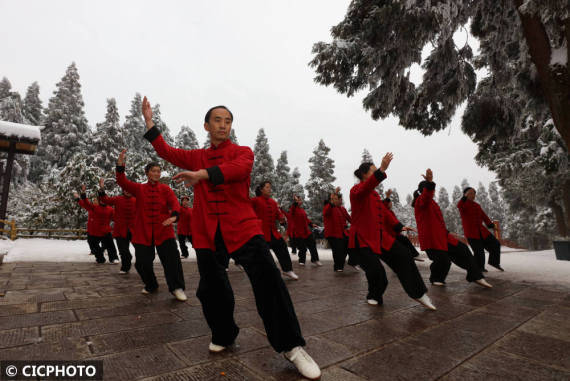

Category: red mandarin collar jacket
[98, 192, 136, 238]
[323, 203, 351, 238]
[290, 203, 312, 239]
[177, 206, 193, 236]
[251, 196, 285, 242]
[145, 127, 262, 253]
[348, 170, 401, 254]
[77, 196, 114, 237]
[282, 207, 295, 239]
[115, 168, 180, 246]
[457, 198, 493, 239]
[414, 182, 458, 251]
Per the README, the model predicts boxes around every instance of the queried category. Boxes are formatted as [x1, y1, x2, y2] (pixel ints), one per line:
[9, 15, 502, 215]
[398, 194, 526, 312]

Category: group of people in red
[72, 97, 503, 380]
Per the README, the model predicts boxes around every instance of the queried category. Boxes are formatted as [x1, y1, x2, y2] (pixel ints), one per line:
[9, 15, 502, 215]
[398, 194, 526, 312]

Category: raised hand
[117, 149, 127, 166]
[385, 189, 393, 199]
[334, 186, 341, 194]
[142, 96, 154, 129]
[173, 170, 205, 187]
[99, 178, 105, 189]
[73, 191, 79, 199]
[421, 168, 433, 182]
[162, 216, 177, 226]
[379, 152, 394, 172]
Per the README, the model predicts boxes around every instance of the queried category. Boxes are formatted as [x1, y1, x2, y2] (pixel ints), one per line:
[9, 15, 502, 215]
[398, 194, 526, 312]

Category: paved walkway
[0, 258, 569, 380]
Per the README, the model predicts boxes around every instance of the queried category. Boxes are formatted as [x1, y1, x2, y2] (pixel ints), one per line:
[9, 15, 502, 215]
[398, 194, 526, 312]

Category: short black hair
[463, 187, 476, 195]
[144, 162, 160, 174]
[204, 105, 233, 123]
[354, 162, 374, 180]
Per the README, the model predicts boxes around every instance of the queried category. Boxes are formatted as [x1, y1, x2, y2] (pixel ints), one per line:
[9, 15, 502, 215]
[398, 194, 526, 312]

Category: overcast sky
[1, 0, 496, 200]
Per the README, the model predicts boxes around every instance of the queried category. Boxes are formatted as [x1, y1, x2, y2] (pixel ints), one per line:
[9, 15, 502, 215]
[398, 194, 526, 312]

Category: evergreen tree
[250, 128, 275, 192]
[446, 185, 463, 234]
[274, 151, 292, 205]
[0, 77, 11, 99]
[488, 182, 506, 227]
[437, 187, 450, 210]
[281, 167, 303, 209]
[305, 139, 336, 223]
[361, 148, 373, 163]
[152, 103, 174, 146]
[175, 125, 199, 150]
[22, 82, 43, 126]
[229, 129, 238, 144]
[460, 178, 470, 191]
[92, 98, 124, 172]
[476, 182, 492, 217]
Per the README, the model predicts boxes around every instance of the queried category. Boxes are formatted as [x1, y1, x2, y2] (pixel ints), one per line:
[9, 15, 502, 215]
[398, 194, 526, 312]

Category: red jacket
[323, 203, 351, 238]
[384, 208, 402, 239]
[145, 127, 262, 253]
[348, 171, 400, 254]
[290, 203, 312, 239]
[77, 197, 113, 237]
[98, 192, 136, 238]
[282, 208, 295, 239]
[177, 206, 193, 236]
[251, 196, 285, 241]
[414, 182, 458, 251]
[116, 168, 180, 246]
[457, 198, 493, 239]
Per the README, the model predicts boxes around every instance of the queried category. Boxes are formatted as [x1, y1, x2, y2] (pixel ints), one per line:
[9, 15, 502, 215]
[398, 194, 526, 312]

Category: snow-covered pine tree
[446, 185, 463, 234]
[437, 187, 450, 210]
[29, 63, 91, 182]
[250, 128, 275, 193]
[361, 148, 373, 164]
[476, 182, 492, 218]
[22, 82, 43, 126]
[460, 179, 470, 191]
[305, 139, 336, 224]
[175, 125, 199, 150]
[152, 103, 174, 146]
[274, 151, 292, 205]
[488, 182, 506, 227]
[92, 98, 125, 172]
[281, 167, 304, 209]
[229, 129, 238, 144]
[0, 77, 12, 99]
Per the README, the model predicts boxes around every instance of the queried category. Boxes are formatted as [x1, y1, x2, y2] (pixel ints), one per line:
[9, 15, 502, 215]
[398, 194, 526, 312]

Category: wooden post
[0, 142, 16, 231]
[493, 220, 501, 240]
[9, 220, 16, 240]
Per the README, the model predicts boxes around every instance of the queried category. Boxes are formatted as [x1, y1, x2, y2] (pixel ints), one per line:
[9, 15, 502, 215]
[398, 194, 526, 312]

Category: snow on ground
[2, 239, 569, 289]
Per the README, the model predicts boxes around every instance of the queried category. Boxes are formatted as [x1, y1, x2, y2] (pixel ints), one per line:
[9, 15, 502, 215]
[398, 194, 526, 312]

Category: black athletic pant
[87, 233, 118, 263]
[178, 234, 193, 258]
[195, 229, 305, 352]
[468, 234, 501, 270]
[396, 235, 421, 257]
[328, 236, 352, 270]
[269, 237, 293, 272]
[116, 230, 132, 272]
[356, 238, 427, 304]
[425, 242, 483, 284]
[290, 237, 297, 254]
[295, 234, 320, 264]
[133, 238, 185, 293]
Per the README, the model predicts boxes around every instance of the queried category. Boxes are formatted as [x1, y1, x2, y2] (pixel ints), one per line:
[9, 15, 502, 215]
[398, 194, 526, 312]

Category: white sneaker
[172, 288, 188, 301]
[119, 270, 128, 274]
[284, 346, 321, 380]
[141, 288, 150, 295]
[208, 342, 226, 353]
[414, 257, 425, 262]
[367, 299, 379, 305]
[335, 269, 343, 272]
[312, 261, 323, 267]
[475, 279, 493, 288]
[111, 259, 120, 264]
[415, 294, 437, 311]
[432, 282, 445, 286]
[299, 262, 305, 266]
[225, 268, 229, 272]
[283, 271, 299, 280]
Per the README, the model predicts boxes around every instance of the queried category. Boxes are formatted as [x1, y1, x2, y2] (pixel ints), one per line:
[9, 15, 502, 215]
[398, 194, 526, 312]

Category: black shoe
[490, 264, 504, 272]
[482, 268, 488, 273]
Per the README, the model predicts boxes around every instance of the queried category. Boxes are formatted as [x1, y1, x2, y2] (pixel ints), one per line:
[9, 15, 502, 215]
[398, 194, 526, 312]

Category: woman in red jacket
[323, 187, 357, 272]
[251, 181, 298, 280]
[458, 187, 503, 272]
[413, 169, 491, 288]
[349, 155, 435, 310]
[178, 195, 193, 259]
[116, 151, 187, 302]
[74, 185, 118, 264]
[98, 178, 136, 274]
[382, 190, 423, 262]
[281, 207, 297, 254]
[290, 195, 321, 266]
[141, 98, 319, 380]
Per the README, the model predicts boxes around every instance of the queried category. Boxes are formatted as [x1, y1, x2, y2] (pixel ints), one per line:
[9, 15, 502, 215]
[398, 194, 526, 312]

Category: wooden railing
[0, 219, 17, 240]
[0, 220, 87, 240]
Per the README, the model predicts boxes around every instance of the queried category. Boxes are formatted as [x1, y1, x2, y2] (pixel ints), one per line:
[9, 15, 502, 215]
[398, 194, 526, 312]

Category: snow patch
[0, 120, 42, 141]
[550, 45, 567, 67]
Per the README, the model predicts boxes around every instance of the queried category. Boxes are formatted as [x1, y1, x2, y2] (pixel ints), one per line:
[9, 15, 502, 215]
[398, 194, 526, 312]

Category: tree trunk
[562, 179, 570, 237]
[548, 199, 568, 237]
[515, 1, 570, 150]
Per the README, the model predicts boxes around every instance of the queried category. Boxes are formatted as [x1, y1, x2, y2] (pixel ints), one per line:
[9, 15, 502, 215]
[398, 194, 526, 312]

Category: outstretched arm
[115, 149, 140, 196]
[415, 169, 435, 208]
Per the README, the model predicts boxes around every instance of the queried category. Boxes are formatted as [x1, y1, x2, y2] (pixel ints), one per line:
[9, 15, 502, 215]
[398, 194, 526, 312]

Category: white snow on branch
[550, 45, 567, 67]
[0, 120, 42, 141]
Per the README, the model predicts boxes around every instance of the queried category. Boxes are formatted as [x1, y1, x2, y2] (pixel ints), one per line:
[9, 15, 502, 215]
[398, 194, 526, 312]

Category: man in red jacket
[251, 181, 298, 280]
[458, 187, 503, 272]
[323, 187, 357, 271]
[98, 178, 136, 274]
[413, 169, 491, 288]
[140, 97, 320, 380]
[74, 185, 118, 264]
[115, 151, 187, 302]
[290, 195, 321, 266]
[178, 196, 193, 259]
[383, 189, 423, 262]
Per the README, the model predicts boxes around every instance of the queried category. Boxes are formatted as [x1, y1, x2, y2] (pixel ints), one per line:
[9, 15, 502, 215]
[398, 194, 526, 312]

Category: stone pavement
[0, 258, 569, 381]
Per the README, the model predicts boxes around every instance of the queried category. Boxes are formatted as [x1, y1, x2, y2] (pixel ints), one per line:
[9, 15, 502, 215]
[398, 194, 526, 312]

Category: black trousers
[294, 234, 320, 263]
[178, 234, 193, 258]
[115, 230, 132, 272]
[87, 233, 118, 263]
[468, 234, 501, 270]
[396, 235, 421, 257]
[425, 242, 483, 284]
[133, 238, 185, 292]
[356, 238, 427, 303]
[195, 229, 305, 352]
[269, 237, 293, 272]
[327, 236, 357, 270]
[290, 237, 297, 254]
